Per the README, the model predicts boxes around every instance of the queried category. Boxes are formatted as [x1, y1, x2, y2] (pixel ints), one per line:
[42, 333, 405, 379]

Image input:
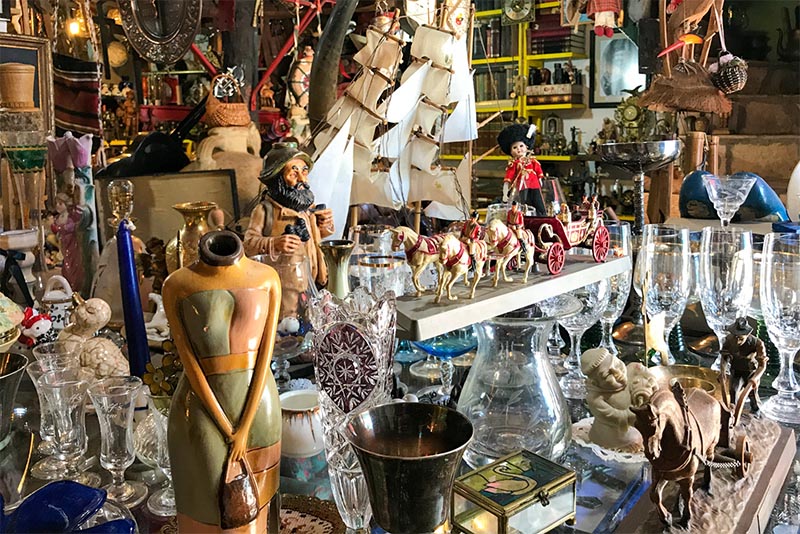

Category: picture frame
[94, 170, 240, 245]
[589, 31, 647, 108]
[561, 0, 591, 27]
[0, 34, 55, 133]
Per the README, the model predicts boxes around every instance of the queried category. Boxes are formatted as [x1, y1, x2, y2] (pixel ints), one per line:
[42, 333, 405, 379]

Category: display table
[664, 217, 776, 236]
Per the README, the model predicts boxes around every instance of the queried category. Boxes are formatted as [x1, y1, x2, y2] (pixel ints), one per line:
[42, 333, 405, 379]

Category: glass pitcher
[458, 303, 575, 468]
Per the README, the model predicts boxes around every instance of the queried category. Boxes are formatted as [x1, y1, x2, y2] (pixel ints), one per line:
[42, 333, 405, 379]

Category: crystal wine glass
[32, 340, 83, 361]
[25, 355, 79, 480]
[558, 279, 610, 399]
[88, 376, 148, 508]
[702, 174, 757, 227]
[639, 225, 691, 365]
[698, 227, 753, 370]
[411, 326, 478, 405]
[758, 233, 800, 424]
[251, 253, 317, 390]
[598, 221, 632, 357]
[147, 391, 176, 516]
[38, 368, 101, 487]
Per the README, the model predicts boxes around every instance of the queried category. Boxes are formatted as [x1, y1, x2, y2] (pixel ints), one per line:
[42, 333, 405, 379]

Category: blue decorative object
[679, 170, 790, 222]
[117, 219, 150, 377]
[0, 481, 136, 533]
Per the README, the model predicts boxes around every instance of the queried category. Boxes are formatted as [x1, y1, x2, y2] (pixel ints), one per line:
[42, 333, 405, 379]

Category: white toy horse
[391, 226, 444, 295]
[461, 238, 489, 299]
[435, 234, 470, 303]
[484, 219, 536, 286]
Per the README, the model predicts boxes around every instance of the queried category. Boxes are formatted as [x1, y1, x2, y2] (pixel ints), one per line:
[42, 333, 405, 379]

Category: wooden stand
[617, 422, 796, 534]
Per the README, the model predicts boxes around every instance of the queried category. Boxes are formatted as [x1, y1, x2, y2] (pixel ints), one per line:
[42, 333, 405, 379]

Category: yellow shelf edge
[537, 155, 575, 161]
[536, 1, 561, 8]
[526, 52, 588, 62]
[472, 56, 519, 65]
[526, 103, 586, 110]
[475, 8, 502, 17]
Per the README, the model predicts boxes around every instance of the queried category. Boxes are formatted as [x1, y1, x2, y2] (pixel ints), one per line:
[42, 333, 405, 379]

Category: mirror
[117, 0, 202, 65]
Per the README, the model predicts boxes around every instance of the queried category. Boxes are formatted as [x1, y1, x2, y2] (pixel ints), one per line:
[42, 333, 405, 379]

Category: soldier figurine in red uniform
[586, 0, 621, 38]
[506, 201, 528, 257]
[498, 123, 546, 215]
[460, 211, 482, 242]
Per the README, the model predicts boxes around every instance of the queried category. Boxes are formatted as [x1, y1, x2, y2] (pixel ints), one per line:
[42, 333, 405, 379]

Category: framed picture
[0, 0, 11, 20]
[590, 31, 647, 107]
[561, 0, 591, 26]
[94, 170, 240, 245]
[0, 34, 54, 133]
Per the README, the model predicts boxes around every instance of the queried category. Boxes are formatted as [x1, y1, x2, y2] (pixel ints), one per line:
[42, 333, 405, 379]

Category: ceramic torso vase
[166, 201, 217, 273]
[162, 231, 282, 532]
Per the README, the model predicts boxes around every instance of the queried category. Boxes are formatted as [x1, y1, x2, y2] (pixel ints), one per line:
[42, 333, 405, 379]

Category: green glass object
[3, 145, 48, 172]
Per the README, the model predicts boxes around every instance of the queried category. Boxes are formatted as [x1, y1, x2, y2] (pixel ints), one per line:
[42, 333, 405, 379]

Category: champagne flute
[598, 221, 632, 357]
[759, 233, 800, 424]
[639, 225, 691, 365]
[698, 227, 753, 370]
[558, 279, 610, 399]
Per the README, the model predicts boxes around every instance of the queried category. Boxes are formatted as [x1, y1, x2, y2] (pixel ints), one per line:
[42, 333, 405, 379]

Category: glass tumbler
[38, 368, 100, 487]
[88, 376, 148, 508]
[25, 355, 79, 479]
[147, 392, 176, 517]
[32, 340, 83, 361]
[598, 221, 632, 357]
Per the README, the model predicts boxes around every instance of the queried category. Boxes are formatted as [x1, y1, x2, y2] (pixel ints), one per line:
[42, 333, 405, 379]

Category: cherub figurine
[720, 317, 767, 413]
[117, 90, 139, 140]
[498, 123, 546, 215]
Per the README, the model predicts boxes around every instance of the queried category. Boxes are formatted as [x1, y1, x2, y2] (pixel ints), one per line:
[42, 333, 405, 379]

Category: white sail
[307, 117, 353, 237]
[381, 60, 430, 122]
[408, 154, 471, 207]
[447, 37, 471, 103]
[345, 68, 393, 113]
[425, 201, 468, 220]
[407, 135, 439, 171]
[353, 27, 404, 77]
[415, 99, 444, 138]
[327, 96, 383, 147]
[410, 26, 455, 67]
[376, 104, 416, 158]
[420, 65, 453, 107]
[441, 73, 477, 143]
[405, 0, 436, 28]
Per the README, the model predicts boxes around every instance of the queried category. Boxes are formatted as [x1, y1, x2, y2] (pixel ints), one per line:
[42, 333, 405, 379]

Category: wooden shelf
[396, 256, 632, 340]
[472, 56, 519, 65]
[537, 154, 581, 161]
[527, 52, 588, 62]
[475, 101, 518, 113]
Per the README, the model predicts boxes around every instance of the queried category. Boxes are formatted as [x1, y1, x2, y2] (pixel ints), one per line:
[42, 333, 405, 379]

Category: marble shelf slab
[396, 255, 632, 341]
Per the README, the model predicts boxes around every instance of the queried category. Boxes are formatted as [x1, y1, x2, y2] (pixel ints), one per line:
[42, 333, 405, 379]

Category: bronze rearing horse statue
[630, 383, 721, 528]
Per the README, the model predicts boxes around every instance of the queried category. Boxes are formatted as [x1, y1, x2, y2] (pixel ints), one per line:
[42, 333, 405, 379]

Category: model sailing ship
[307, 0, 477, 229]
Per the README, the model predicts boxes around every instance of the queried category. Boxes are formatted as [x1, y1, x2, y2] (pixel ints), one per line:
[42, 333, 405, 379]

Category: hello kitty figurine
[19, 308, 56, 347]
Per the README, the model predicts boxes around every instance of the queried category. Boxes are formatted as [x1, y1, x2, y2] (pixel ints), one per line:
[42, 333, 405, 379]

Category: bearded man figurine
[244, 142, 334, 286]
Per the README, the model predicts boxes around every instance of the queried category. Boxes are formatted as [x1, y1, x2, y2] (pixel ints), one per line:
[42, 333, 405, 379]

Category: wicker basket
[711, 51, 748, 95]
[0, 63, 36, 110]
[204, 74, 251, 128]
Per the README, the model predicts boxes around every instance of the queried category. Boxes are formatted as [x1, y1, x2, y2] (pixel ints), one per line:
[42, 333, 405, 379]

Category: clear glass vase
[458, 304, 572, 468]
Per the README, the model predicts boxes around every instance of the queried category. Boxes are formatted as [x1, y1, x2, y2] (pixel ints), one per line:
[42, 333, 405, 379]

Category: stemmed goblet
[32, 340, 82, 361]
[411, 326, 478, 404]
[698, 227, 753, 370]
[38, 368, 101, 487]
[146, 391, 176, 516]
[88, 376, 149, 508]
[25, 355, 79, 480]
[558, 279, 610, 399]
[636, 225, 691, 364]
[598, 221, 632, 357]
[758, 233, 800, 424]
[702, 174, 757, 227]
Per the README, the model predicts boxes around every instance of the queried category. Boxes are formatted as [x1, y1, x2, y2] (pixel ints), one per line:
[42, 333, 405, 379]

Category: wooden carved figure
[162, 231, 282, 532]
[390, 226, 444, 295]
[630, 383, 720, 528]
[720, 317, 767, 423]
[483, 219, 535, 286]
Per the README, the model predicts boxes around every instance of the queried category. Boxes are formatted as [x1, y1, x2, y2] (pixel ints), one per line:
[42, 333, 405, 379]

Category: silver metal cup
[344, 402, 473, 534]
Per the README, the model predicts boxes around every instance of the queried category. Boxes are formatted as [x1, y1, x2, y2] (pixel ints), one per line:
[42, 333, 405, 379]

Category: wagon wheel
[547, 242, 565, 275]
[734, 435, 753, 478]
[592, 225, 610, 263]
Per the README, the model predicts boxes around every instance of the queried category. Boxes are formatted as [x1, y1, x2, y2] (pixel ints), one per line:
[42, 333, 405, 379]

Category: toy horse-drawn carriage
[523, 198, 610, 275]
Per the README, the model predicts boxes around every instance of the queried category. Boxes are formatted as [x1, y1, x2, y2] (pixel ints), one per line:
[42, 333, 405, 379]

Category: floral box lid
[0, 293, 23, 335]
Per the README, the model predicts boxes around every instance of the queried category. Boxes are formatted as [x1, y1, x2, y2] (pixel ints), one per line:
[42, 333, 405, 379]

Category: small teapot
[41, 276, 74, 331]
[777, 6, 800, 62]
